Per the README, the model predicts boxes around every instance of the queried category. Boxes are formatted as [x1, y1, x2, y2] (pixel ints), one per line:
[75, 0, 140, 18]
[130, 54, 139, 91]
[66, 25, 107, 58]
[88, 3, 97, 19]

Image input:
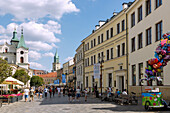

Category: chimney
[122, 3, 128, 9]
[99, 20, 105, 27]
[95, 25, 100, 30]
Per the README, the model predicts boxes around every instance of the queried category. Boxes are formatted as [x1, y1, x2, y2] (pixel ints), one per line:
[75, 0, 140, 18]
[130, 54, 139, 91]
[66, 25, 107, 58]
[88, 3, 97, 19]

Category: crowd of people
[23, 86, 89, 102]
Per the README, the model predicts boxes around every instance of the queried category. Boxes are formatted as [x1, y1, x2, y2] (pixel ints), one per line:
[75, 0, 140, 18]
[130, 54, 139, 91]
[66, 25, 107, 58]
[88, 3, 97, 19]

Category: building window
[20, 57, 24, 63]
[94, 39, 96, 47]
[146, 27, 152, 45]
[91, 56, 93, 65]
[86, 76, 88, 87]
[138, 33, 143, 49]
[107, 49, 109, 60]
[4, 57, 8, 62]
[98, 36, 100, 44]
[138, 5, 143, 22]
[117, 23, 120, 34]
[108, 73, 112, 87]
[138, 63, 143, 86]
[156, 0, 162, 9]
[131, 12, 135, 27]
[156, 21, 162, 41]
[87, 43, 89, 50]
[111, 48, 113, 59]
[132, 65, 136, 86]
[91, 40, 93, 48]
[101, 34, 104, 43]
[98, 53, 100, 63]
[106, 30, 109, 40]
[120, 66, 123, 70]
[88, 58, 89, 66]
[114, 80, 116, 87]
[94, 55, 96, 64]
[92, 76, 95, 87]
[5, 48, 8, 53]
[122, 20, 125, 31]
[101, 52, 104, 58]
[146, 0, 151, 16]
[131, 37, 135, 52]
[122, 43, 125, 56]
[117, 45, 120, 57]
[110, 27, 113, 38]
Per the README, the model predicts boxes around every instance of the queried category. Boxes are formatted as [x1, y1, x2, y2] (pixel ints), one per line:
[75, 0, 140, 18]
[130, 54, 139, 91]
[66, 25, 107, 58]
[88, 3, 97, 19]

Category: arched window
[4, 57, 8, 62]
[20, 57, 24, 63]
[5, 48, 8, 53]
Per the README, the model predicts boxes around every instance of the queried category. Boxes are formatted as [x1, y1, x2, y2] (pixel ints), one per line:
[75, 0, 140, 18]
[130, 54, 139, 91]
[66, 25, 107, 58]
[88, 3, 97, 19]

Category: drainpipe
[126, 13, 129, 94]
[82, 42, 85, 90]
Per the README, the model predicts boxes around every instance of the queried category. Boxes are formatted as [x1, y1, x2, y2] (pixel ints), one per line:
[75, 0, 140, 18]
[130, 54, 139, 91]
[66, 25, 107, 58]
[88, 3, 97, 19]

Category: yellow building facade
[82, 7, 128, 93]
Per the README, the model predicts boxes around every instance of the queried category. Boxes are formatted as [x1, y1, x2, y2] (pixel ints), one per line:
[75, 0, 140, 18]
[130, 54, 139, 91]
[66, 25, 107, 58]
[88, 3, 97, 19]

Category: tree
[30, 76, 44, 87]
[0, 58, 12, 83]
[12, 69, 30, 85]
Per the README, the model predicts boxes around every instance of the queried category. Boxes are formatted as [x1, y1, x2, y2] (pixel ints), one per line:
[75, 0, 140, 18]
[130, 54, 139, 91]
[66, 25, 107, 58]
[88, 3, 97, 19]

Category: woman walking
[29, 87, 35, 102]
[84, 88, 88, 102]
[49, 87, 52, 98]
[68, 87, 72, 102]
[35, 88, 39, 99]
[52, 86, 55, 97]
[76, 86, 81, 102]
[72, 87, 76, 102]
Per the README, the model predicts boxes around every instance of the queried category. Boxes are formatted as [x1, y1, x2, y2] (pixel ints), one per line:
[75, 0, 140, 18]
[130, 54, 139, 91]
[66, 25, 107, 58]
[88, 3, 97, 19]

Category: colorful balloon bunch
[143, 32, 170, 82]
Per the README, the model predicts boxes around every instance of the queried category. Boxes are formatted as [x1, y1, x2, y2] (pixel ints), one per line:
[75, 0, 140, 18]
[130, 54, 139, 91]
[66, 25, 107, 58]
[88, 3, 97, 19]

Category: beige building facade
[126, 0, 170, 99]
[82, 3, 132, 92]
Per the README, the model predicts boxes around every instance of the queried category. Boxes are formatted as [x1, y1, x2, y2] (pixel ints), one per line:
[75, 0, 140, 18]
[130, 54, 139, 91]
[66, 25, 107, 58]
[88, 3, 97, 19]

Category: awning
[3, 77, 24, 85]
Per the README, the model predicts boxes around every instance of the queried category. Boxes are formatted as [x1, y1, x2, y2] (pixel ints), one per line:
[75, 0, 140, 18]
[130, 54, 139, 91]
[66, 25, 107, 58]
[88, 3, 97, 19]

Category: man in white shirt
[57, 87, 61, 96]
[122, 89, 128, 95]
[24, 88, 30, 102]
[44, 86, 48, 99]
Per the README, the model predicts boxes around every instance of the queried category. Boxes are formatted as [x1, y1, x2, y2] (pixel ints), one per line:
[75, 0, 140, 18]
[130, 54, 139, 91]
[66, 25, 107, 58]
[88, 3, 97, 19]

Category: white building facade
[126, 0, 170, 99]
[75, 43, 84, 90]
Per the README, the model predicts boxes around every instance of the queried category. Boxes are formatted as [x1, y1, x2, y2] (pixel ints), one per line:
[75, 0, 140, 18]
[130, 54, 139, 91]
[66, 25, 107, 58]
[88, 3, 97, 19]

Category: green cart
[142, 92, 165, 110]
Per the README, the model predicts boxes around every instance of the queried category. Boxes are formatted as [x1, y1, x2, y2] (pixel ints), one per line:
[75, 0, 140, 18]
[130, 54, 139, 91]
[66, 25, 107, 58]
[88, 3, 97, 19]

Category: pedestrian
[57, 87, 61, 96]
[63, 87, 66, 97]
[72, 87, 76, 102]
[29, 87, 35, 102]
[39, 87, 43, 99]
[49, 87, 52, 98]
[76, 86, 81, 102]
[24, 87, 29, 102]
[35, 88, 39, 99]
[44, 86, 48, 99]
[52, 86, 55, 97]
[84, 88, 88, 102]
[122, 89, 127, 95]
[68, 87, 72, 102]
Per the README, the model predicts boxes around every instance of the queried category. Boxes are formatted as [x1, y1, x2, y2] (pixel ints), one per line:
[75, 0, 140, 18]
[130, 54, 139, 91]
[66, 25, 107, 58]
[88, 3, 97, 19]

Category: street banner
[94, 63, 100, 79]
[54, 79, 59, 84]
[62, 74, 66, 83]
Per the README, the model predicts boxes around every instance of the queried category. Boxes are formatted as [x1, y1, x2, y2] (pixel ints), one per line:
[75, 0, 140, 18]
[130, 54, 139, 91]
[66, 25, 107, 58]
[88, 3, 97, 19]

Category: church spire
[17, 27, 28, 49]
[11, 27, 19, 42]
[54, 49, 59, 63]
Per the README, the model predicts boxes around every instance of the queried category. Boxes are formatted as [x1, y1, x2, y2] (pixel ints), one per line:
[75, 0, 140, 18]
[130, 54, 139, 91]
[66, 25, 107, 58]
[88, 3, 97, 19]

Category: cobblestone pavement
[0, 94, 170, 113]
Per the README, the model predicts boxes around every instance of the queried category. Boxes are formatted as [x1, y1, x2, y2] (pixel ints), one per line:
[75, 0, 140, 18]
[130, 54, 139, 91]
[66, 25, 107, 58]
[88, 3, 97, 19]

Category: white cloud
[29, 51, 42, 61]
[0, 0, 80, 21]
[43, 52, 54, 57]
[29, 62, 45, 70]
[26, 41, 53, 51]
[64, 56, 73, 62]
[51, 43, 58, 48]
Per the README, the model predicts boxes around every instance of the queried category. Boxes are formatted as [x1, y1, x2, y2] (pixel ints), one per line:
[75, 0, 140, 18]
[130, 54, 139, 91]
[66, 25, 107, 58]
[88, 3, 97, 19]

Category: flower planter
[10, 97, 17, 103]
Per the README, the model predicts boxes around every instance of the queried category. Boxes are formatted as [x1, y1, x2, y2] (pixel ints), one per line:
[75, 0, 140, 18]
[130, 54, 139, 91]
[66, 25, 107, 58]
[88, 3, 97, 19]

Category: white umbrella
[4, 77, 24, 85]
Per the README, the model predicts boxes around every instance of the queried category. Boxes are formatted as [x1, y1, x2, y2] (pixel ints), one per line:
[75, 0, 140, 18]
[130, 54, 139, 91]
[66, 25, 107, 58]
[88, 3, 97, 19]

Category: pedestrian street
[0, 93, 170, 113]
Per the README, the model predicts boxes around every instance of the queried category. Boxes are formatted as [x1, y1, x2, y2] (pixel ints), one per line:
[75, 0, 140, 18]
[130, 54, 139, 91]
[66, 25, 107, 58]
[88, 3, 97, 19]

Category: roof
[11, 30, 19, 42]
[38, 72, 57, 78]
[17, 31, 28, 49]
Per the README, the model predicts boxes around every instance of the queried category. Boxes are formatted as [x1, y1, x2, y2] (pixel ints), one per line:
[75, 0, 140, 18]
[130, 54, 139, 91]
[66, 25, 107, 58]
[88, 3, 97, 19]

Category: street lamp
[98, 55, 104, 100]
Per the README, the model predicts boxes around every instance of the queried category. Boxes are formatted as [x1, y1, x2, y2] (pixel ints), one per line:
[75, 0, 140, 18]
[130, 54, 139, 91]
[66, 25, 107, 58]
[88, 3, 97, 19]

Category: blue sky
[0, 0, 133, 72]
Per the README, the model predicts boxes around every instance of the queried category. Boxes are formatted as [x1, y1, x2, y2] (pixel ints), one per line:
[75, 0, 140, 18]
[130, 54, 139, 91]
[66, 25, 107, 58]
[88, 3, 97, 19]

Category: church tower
[11, 28, 19, 48]
[52, 49, 60, 72]
[16, 27, 29, 69]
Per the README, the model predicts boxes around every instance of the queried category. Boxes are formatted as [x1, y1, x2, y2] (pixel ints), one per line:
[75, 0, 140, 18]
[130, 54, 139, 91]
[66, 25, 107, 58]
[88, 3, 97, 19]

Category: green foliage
[12, 69, 30, 85]
[48, 81, 50, 84]
[30, 76, 44, 87]
[0, 58, 12, 83]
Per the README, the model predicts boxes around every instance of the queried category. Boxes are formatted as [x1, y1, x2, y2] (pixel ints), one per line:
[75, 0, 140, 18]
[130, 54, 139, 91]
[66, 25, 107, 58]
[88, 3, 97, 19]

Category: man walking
[44, 86, 48, 99]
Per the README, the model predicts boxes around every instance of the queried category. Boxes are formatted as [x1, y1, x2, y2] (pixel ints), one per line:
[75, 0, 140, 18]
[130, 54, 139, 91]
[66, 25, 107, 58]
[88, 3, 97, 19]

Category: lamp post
[98, 55, 104, 100]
